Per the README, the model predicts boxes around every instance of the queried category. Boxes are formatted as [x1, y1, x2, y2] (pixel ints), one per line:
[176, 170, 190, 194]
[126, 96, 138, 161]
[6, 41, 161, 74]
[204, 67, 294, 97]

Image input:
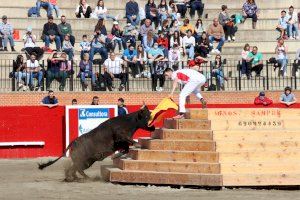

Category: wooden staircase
[102, 109, 223, 186]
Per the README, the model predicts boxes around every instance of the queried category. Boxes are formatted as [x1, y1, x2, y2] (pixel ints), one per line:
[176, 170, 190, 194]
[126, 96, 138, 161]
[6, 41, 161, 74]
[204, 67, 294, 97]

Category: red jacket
[254, 96, 273, 106]
[157, 37, 169, 49]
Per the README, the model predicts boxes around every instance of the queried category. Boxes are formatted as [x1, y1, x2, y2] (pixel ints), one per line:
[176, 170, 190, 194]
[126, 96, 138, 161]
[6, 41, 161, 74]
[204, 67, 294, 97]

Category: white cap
[113, 21, 119, 25]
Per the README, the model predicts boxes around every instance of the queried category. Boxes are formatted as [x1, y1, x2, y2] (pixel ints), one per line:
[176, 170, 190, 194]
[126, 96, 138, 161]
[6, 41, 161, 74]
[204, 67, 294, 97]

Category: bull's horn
[141, 101, 146, 109]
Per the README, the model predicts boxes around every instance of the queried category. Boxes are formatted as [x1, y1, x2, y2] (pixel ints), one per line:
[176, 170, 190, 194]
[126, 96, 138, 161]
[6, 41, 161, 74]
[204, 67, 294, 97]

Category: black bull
[38, 106, 155, 181]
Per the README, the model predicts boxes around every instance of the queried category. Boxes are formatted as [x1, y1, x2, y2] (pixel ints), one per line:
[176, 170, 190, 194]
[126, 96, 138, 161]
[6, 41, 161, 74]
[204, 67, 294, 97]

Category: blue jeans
[2, 35, 15, 48]
[209, 36, 225, 51]
[63, 49, 74, 60]
[44, 35, 61, 51]
[113, 37, 123, 51]
[186, 46, 195, 59]
[15, 72, 30, 85]
[51, 4, 60, 17]
[36, 0, 52, 17]
[80, 71, 96, 85]
[89, 47, 108, 61]
[98, 14, 116, 21]
[287, 24, 299, 37]
[126, 14, 140, 26]
[213, 69, 224, 86]
[278, 58, 288, 75]
[190, 1, 204, 17]
[29, 71, 43, 86]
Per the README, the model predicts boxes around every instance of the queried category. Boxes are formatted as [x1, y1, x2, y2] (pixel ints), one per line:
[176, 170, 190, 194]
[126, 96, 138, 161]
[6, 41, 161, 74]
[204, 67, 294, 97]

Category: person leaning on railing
[280, 86, 297, 107]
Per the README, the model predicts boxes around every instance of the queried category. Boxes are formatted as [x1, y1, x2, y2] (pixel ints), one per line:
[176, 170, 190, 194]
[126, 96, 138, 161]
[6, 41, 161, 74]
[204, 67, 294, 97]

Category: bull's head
[136, 103, 155, 131]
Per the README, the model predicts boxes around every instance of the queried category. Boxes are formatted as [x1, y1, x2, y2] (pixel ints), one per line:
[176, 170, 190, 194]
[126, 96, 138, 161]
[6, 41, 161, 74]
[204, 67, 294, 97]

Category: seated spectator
[72, 99, 77, 105]
[183, 29, 196, 60]
[117, 98, 128, 116]
[49, 0, 60, 18]
[169, 19, 180, 35]
[139, 18, 154, 39]
[195, 32, 210, 58]
[280, 86, 297, 106]
[94, 18, 107, 36]
[241, 43, 251, 79]
[62, 35, 74, 61]
[148, 42, 165, 64]
[145, 0, 159, 28]
[79, 34, 91, 60]
[23, 27, 44, 60]
[211, 54, 227, 90]
[173, 0, 188, 18]
[126, 0, 140, 27]
[275, 39, 288, 77]
[246, 46, 263, 77]
[41, 90, 58, 108]
[111, 21, 123, 53]
[46, 51, 71, 91]
[103, 52, 127, 91]
[168, 43, 181, 70]
[157, 31, 169, 57]
[142, 31, 154, 53]
[170, 30, 183, 51]
[93, 0, 118, 21]
[36, 0, 52, 17]
[194, 19, 205, 42]
[123, 45, 138, 78]
[190, 0, 204, 19]
[89, 32, 108, 62]
[276, 10, 289, 40]
[254, 91, 273, 106]
[13, 55, 30, 91]
[219, 5, 236, 42]
[58, 15, 75, 47]
[169, 1, 179, 20]
[242, 0, 259, 29]
[287, 6, 299, 40]
[27, 53, 43, 91]
[152, 61, 167, 92]
[136, 44, 147, 77]
[207, 18, 225, 54]
[122, 21, 137, 50]
[292, 47, 300, 77]
[158, 0, 169, 25]
[139, 6, 146, 25]
[75, 0, 92, 18]
[180, 18, 195, 37]
[79, 53, 96, 91]
[42, 15, 61, 51]
[91, 96, 99, 105]
[161, 19, 170, 36]
[0, 15, 15, 51]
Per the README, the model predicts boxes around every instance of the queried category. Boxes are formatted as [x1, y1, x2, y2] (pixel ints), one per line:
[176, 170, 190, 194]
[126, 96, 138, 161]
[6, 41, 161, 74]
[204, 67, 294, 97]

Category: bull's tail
[38, 141, 73, 170]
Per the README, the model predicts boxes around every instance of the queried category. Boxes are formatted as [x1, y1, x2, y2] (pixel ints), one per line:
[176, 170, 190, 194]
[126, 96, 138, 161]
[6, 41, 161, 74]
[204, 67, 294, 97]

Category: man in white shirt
[183, 29, 195, 60]
[287, 6, 299, 40]
[103, 52, 127, 91]
[27, 53, 43, 91]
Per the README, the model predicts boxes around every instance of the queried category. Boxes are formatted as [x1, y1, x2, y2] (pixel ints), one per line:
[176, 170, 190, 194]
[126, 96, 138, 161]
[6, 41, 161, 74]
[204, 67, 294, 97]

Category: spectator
[75, 0, 92, 18]
[242, 0, 259, 29]
[27, 53, 43, 91]
[139, 18, 154, 38]
[287, 6, 299, 40]
[246, 46, 263, 77]
[41, 90, 58, 108]
[126, 0, 140, 26]
[157, 31, 169, 57]
[23, 27, 44, 60]
[241, 43, 251, 79]
[145, 0, 159, 28]
[183, 29, 196, 60]
[292, 48, 300, 77]
[0, 15, 15, 51]
[211, 54, 227, 90]
[195, 32, 210, 58]
[49, 0, 60, 18]
[79, 53, 96, 91]
[117, 98, 128, 116]
[72, 99, 78, 105]
[158, 0, 169, 25]
[207, 18, 225, 54]
[79, 34, 91, 60]
[219, 5, 236, 42]
[276, 10, 289, 40]
[161, 19, 170, 36]
[111, 21, 123, 53]
[94, 18, 107, 36]
[123, 44, 138, 78]
[190, 0, 204, 19]
[139, 6, 146, 24]
[122, 21, 137, 50]
[103, 52, 127, 91]
[280, 86, 297, 106]
[180, 18, 195, 37]
[58, 15, 75, 47]
[46, 51, 71, 91]
[62, 35, 74, 60]
[142, 31, 154, 53]
[169, 1, 179, 20]
[42, 15, 61, 51]
[168, 43, 181, 70]
[148, 42, 165, 67]
[89, 32, 108, 62]
[170, 30, 183, 50]
[254, 91, 273, 106]
[173, 0, 188, 18]
[91, 96, 99, 105]
[152, 61, 167, 92]
[93, 0, 118, 21]
[36, 0, 52, 17]
[136, 44, 147, 77]
[169, 19, 180, 35]
[13, 55, 30, 91]
[275, 39, 288, 77]
[194, 18, 205, 42]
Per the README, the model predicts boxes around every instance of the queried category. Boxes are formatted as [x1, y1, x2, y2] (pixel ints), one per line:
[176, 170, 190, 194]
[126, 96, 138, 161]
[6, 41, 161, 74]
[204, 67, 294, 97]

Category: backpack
[28, 7, 38, 17]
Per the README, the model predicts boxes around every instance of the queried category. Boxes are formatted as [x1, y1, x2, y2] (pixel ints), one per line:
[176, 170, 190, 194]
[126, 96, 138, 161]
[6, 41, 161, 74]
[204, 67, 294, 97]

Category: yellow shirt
[180, 24, 195, 35]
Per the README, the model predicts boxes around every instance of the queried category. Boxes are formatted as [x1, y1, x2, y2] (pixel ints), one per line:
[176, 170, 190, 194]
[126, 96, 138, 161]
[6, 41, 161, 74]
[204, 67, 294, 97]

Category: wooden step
[186, 109, 208, 120]
[102, 167, 222, 186]
[114, 158, 220, 174]
[152, 129, 213, 140]
[164, 119, 211, 130]
[129, 149, 219, 163]
[139, 138, 215, 151]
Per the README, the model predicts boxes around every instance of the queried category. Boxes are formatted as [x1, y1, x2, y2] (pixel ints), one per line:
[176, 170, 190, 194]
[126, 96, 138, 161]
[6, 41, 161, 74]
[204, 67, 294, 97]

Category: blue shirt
[148, 48, 164, 57]
[42, 96, 58, 104]
[118, 106, 128, 116]
[278, 16, 289, 29]
[280, 93, 295, 102]
[123, 49, 137, 61]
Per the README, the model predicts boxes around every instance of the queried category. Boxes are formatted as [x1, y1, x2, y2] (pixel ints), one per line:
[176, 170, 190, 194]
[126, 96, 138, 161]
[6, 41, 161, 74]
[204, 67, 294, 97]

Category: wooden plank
[152, 129, 213, 140]
[164, 119, 211, 130]
[186, 109, 208, 120]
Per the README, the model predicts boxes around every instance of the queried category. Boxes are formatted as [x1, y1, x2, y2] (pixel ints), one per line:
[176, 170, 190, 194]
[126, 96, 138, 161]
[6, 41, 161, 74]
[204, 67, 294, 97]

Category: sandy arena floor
[0, 158, 300, 200]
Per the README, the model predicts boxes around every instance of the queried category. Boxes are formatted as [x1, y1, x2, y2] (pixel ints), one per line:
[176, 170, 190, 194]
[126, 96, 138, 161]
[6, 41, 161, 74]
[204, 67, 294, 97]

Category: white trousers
[179, 79, 205, 113]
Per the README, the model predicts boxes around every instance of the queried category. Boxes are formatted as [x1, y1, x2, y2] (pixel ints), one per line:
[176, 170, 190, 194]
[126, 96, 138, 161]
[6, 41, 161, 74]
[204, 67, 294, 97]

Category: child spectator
[276, 10, 289, 39]
[41, 90, 58, 108]
[254, 91, 273, 106]
[0, 15, 16, 51]
[280, 86, 297, 106]
[79, 53, 96, 91]
[241, 43, 251, 79]
[80, 35, 91, 60]
[62, 35, 74, 61]
[117, 98, 128, 116]
[75, 0, 92, 18]
[91, 96, 99, 105]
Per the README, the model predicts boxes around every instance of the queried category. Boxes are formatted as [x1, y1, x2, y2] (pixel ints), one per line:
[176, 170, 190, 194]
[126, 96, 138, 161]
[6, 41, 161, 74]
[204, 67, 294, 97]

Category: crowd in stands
[1, 0, 300, 92]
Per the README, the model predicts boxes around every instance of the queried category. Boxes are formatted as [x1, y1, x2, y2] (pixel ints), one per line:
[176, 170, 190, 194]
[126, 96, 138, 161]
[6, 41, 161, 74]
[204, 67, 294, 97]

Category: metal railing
[0, 59, 299, 92]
